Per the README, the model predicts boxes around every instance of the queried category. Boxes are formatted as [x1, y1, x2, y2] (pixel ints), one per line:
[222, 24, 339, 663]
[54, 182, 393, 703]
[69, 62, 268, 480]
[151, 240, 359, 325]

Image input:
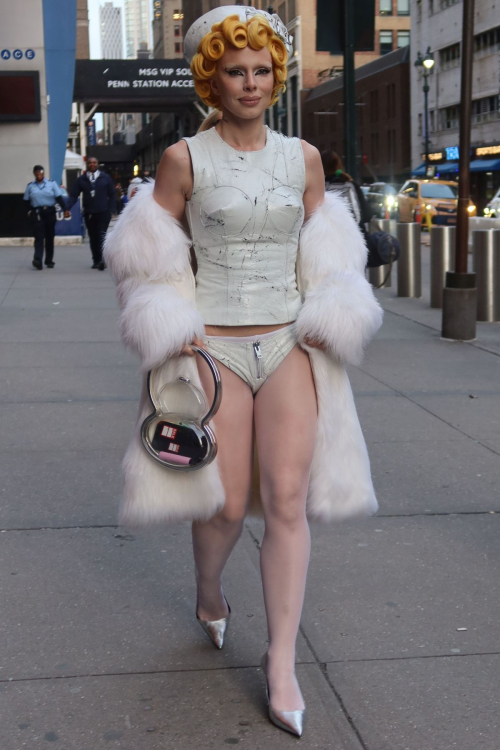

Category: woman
[104, 6, 382, 738]
[321, 150, 373, 236]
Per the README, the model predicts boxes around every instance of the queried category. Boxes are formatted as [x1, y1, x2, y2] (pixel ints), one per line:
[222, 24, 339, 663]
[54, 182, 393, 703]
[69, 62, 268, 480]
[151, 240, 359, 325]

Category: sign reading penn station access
[74, 60, 196, 109]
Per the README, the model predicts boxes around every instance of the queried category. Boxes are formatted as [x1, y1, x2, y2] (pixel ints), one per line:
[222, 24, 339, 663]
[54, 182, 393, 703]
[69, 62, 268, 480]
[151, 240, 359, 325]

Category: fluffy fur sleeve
[296, 192, 383, 366]
[120, 282, 205, 371]
[103, 182, 205, 368]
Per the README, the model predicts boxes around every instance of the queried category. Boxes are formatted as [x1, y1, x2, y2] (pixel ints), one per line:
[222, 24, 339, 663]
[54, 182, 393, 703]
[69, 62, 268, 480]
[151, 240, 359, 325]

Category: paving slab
[0, 401, 136, 452]
[369, 437, 500, 515]
[0, 365, 140, 403]
[0, 286, 120, 310]
[0, 307, 120, 343]
[0, 449, 121, 528]
[328, 654, 500, 750]
[248, 515, 500, 662]
[355, 394, 466, 444]
[410, 393, 500, 443]
[0, 526, 312, 680]
[0, 663, 362, 750]
[0, 341, 136, 368]
[360, 338, 500, 396]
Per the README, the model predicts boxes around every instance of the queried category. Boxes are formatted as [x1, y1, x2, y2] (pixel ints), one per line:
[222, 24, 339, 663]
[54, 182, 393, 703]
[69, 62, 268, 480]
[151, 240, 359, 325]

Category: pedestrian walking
[66, 157, 116, 270]
[23, 165, 67, 270]
[104, 5, 383, 739]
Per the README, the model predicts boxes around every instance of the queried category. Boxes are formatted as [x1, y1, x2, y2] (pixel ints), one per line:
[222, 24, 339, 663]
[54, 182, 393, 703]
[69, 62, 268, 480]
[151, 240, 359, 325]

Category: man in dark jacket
[66, 156, 116, 270]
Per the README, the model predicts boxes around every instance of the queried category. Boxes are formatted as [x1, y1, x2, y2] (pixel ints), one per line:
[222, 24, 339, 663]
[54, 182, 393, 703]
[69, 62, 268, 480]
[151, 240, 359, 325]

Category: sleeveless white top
[183, 126, 305, 326]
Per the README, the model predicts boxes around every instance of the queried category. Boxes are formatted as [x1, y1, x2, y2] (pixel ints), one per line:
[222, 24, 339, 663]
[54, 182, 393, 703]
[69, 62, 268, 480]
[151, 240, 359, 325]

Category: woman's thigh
[196, 352, 255, 519]
[254, 345, 317, 517]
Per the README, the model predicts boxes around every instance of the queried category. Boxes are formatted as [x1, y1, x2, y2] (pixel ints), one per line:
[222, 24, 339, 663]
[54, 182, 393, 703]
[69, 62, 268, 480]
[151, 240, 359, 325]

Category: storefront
[412, 143, 500, 215]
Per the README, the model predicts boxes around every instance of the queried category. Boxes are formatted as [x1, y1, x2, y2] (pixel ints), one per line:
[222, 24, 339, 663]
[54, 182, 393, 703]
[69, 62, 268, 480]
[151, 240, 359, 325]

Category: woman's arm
[153, 140, 193, 220]
[301, 140, 325, 222]
[104, 142, 204, 368]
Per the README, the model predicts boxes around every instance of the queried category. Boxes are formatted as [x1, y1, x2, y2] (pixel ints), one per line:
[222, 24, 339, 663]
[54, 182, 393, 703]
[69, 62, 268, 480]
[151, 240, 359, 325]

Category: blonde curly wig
[190, 14, 288, 109]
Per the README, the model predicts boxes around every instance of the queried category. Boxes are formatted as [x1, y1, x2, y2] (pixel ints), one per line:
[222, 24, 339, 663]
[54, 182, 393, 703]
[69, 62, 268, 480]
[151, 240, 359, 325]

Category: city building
[265, 0, 411, 137]
[0, 0, 77, 236]
[153, 0, 185, 59]
[302, 46, 411, 184]
[124, 0, 152, 59]
[100, 2, 123, 59]
[76, 0, 90, 58]
[411, 0, 500, 212]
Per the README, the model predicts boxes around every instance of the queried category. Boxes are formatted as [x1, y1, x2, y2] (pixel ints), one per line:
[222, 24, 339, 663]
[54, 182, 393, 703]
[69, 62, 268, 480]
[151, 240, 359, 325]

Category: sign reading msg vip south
[74, 60, 195, 104]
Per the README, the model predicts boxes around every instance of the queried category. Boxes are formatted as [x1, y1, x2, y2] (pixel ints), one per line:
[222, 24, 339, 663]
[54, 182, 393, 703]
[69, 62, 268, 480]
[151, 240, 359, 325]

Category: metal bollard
[368, 265, 391, 288]
[473, 229, 500, 321]
[430, 226, 456, 308]
[397, 223, 421, 298]
[367, 219, 397, 288]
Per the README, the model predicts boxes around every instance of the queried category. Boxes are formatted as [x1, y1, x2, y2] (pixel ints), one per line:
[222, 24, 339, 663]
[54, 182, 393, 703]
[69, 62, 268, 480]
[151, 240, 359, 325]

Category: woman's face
[211, 45, 274, 119]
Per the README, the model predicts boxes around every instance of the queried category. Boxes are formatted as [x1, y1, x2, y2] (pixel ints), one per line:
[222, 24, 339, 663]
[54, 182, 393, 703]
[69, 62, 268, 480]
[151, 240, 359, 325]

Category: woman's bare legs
[254, 345, 317, 711]
[192, 355, 254, 621]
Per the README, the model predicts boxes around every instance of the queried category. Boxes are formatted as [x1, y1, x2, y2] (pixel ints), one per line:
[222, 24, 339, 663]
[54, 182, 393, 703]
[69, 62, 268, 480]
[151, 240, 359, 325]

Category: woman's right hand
[180, 337, 204, 356]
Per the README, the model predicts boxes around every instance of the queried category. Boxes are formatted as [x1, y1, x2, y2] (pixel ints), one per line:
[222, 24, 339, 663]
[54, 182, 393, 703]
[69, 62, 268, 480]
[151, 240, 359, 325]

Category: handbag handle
[146, 345, 222, 426]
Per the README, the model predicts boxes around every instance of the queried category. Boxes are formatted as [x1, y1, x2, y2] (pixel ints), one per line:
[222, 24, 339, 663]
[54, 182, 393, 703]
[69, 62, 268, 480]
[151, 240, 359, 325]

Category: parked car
[484, 187, 500, 217]
[397, 179, 476, 227]
[365, 182, 399, 219]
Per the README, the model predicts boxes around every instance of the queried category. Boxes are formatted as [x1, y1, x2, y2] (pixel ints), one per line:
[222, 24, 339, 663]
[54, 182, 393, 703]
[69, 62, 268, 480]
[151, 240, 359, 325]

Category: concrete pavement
[1, 240, 499, 749]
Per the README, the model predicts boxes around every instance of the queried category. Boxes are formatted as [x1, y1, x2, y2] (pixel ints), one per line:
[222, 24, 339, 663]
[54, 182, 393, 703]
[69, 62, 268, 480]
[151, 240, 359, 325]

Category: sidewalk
[1, 240, 499, 749]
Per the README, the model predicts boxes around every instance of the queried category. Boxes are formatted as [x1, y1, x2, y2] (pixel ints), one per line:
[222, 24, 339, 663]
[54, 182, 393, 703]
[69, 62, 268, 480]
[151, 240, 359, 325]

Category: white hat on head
[183, 5, 293, 63]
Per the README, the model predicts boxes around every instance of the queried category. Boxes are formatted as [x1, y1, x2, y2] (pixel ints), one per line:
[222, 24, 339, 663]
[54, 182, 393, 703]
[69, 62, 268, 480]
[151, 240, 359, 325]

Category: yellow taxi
[397, 179, 476, 227]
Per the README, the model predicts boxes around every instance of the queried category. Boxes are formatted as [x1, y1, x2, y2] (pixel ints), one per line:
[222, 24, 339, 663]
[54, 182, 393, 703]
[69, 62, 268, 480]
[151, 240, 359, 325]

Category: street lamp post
[414, 47, 435, 175]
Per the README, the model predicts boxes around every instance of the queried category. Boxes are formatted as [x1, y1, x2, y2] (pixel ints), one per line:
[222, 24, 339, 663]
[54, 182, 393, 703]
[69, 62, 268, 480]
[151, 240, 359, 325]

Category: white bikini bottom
[203, 324, 298, 395]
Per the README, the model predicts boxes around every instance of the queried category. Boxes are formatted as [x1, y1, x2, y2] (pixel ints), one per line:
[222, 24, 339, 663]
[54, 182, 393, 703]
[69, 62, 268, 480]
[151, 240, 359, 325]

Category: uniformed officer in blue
[23, 165, 67, 270]
[66, 156, 116, 270]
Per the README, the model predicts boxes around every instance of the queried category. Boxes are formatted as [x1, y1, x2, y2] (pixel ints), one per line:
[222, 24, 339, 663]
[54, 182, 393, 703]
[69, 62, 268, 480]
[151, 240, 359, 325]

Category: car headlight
[467, 205, 475, 213]
[425, 204, 432, 211]
[386, 196, 395, 208]
[484, 207, 491, 215]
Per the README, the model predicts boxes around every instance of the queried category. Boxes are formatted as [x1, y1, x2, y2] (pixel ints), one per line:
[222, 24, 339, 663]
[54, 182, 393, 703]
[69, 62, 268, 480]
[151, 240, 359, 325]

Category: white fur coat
[104, 182, 383, 526]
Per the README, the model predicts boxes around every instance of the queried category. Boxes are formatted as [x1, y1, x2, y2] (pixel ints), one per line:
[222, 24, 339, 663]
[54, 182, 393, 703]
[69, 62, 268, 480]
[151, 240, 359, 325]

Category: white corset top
[183, 126, 305, 326]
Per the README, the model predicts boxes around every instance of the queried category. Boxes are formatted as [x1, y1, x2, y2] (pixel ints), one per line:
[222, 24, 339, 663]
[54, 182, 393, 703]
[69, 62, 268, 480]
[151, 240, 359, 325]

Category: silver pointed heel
[196, 596, 231, 649]
[261, 653, 306, 738]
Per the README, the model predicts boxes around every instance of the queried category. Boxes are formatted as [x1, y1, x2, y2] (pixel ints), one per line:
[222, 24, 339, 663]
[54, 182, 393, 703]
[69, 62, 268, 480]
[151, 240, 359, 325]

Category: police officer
[66, 156, 116, 270]
[23, 165, 67, 270]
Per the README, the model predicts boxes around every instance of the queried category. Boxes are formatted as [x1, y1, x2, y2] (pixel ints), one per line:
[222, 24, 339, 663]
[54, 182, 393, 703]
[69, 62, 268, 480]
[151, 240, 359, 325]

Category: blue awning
[435, 161, 459, 174]
[470, 158, 500, 172]
[412, 159, 500, 176]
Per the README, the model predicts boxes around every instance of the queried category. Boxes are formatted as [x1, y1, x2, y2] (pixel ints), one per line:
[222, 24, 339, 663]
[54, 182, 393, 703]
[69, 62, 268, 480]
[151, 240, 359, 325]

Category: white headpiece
[183, 5, 293, 64]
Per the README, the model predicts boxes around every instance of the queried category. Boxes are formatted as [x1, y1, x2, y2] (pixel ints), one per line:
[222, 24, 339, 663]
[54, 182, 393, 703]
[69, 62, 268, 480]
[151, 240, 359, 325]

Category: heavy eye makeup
[224, 67, 272, 76]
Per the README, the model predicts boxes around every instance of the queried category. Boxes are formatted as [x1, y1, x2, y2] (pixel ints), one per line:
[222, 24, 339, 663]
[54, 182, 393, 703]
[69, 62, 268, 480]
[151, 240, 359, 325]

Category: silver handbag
[141, 346, 222, 471]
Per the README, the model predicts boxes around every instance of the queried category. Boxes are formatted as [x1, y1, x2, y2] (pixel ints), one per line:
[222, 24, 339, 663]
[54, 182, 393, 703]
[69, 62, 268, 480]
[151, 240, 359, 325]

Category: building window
[386, 82, 396, 118]
[380, 31, 393, 54]
[474, 26, 500, 58]
[472, 94, 500, 124]
[430, 110, 435, 132]
[278, 2, 286, 24]
[397, 0, 409, 14]
[439, 105, 459, 130]
[418, 113, 422, 136]
[397, 31, 410, 47]
[173, 9, 183, 19]
[175, 42, 182, 53]
[174, 25, 180, 36]
[379, 0, 392, 15]
[440, 0, 459, 8]
[439, 42, 461, 70]
[289, 0, 297, 20]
